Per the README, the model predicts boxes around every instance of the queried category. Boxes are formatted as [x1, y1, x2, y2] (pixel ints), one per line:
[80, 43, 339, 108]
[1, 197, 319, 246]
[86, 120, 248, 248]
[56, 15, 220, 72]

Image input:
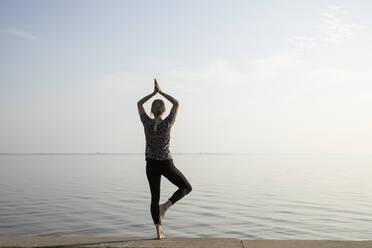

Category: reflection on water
[0, 154, 371, 239]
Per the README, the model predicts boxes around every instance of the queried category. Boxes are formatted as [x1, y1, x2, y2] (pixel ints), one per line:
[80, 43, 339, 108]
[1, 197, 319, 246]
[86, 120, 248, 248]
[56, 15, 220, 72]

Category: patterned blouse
[140, 111, 176, 160]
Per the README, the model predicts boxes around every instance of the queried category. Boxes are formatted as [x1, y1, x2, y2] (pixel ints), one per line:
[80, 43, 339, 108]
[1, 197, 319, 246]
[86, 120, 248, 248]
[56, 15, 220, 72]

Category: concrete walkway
[1, 236, 372, 248]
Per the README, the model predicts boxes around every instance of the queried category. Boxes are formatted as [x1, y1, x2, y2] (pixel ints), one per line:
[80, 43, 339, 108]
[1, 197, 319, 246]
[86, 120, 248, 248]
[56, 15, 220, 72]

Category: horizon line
[0, 152, 371, 156]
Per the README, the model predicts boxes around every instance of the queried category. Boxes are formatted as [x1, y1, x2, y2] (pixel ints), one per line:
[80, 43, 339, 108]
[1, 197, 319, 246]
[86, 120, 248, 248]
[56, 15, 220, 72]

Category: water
[0, 154, 371, 239]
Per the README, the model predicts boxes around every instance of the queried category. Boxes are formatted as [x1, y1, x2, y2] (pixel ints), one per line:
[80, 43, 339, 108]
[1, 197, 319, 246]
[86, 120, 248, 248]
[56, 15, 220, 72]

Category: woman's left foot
[159, 200, 172, 224]
[157, 230, 165, 239]
[157, 234, 165, 240]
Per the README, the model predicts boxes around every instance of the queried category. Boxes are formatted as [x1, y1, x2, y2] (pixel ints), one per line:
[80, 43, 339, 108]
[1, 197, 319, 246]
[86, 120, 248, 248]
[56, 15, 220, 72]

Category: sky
[1, 0, 372, 154]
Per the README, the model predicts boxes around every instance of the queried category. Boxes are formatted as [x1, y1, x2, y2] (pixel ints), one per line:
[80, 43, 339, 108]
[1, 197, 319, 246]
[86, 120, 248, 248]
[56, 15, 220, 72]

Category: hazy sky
[1, 0, 372, 153]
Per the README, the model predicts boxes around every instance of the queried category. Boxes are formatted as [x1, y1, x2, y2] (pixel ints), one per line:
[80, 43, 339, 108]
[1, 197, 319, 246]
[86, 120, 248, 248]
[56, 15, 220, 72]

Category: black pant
[146, 157, 192, 224]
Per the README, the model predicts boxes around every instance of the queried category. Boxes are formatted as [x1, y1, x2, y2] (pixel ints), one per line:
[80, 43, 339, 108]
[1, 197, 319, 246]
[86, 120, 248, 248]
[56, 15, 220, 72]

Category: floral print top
[140, 111, 176, 160]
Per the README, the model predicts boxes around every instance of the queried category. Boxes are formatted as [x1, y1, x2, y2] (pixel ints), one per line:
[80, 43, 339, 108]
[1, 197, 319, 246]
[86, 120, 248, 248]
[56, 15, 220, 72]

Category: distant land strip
[0, 152, 371, 156]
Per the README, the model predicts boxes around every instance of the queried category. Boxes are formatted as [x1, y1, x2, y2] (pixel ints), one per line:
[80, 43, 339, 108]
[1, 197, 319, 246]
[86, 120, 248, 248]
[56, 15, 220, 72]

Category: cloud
[287, 36, 317, 49]
[1, 28, 37, 40]
[242, 54, 300, 81]
[164, 60, 241, 87]
[94, 71, 148, 92]
[94, 54, 300, 95]
[288, 4, 361, 48]
[321, 4, 361, 44]
[156, 54, 301, 94]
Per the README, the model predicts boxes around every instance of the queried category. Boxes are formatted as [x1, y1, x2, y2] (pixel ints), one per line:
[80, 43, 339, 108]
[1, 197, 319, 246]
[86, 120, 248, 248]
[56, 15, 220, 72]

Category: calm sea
[0, 154, 371, 240]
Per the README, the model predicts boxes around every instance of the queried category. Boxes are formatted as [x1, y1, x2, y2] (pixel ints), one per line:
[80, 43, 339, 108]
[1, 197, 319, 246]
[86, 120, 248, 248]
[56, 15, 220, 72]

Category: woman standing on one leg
[137, 78, 192, 240]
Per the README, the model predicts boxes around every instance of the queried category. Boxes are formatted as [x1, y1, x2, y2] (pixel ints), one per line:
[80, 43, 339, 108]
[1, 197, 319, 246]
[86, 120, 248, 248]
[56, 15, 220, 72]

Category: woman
[137, 78, 192, 240]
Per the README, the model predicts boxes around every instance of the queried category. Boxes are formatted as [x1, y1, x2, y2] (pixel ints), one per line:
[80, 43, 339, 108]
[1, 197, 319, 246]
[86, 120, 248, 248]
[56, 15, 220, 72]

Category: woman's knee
[178, 184, 192, 196]
[185, 184, 192, 194]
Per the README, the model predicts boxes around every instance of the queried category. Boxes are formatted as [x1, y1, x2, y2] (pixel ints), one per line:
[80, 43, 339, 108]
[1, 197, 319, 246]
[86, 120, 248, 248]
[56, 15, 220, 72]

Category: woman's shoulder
[140, 112, 154, 125]
[164, 111, 176, 126]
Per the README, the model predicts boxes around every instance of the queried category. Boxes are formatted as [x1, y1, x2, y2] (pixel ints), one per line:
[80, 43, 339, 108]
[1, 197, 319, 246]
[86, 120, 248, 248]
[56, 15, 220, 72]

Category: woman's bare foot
[155, 224, 165, 240]
[159, 200, 172, 224]
[157, 231, 165, 240]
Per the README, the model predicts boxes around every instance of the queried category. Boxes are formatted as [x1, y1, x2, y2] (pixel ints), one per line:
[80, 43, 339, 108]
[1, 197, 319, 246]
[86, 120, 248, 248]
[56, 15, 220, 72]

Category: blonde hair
[151, 99, 166, 131]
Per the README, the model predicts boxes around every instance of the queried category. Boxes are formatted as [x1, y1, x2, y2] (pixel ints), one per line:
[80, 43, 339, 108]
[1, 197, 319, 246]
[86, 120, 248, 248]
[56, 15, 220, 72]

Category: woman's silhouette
[137, 78, 192, 239]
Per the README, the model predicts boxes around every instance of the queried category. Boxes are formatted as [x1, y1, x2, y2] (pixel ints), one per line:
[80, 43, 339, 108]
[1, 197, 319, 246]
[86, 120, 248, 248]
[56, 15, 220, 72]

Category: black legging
[146, 157, 192, 224]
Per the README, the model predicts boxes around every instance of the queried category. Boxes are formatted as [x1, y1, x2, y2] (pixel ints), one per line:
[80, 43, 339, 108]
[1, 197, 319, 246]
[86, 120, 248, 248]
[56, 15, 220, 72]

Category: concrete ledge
[0, 236, 371, 248]
[0, 236, 241, 248]
[242, 239, 372, 248]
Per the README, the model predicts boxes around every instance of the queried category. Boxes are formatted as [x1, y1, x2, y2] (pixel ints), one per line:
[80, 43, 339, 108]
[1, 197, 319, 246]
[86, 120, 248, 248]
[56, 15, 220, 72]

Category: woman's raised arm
[137, 80, 157, 115]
